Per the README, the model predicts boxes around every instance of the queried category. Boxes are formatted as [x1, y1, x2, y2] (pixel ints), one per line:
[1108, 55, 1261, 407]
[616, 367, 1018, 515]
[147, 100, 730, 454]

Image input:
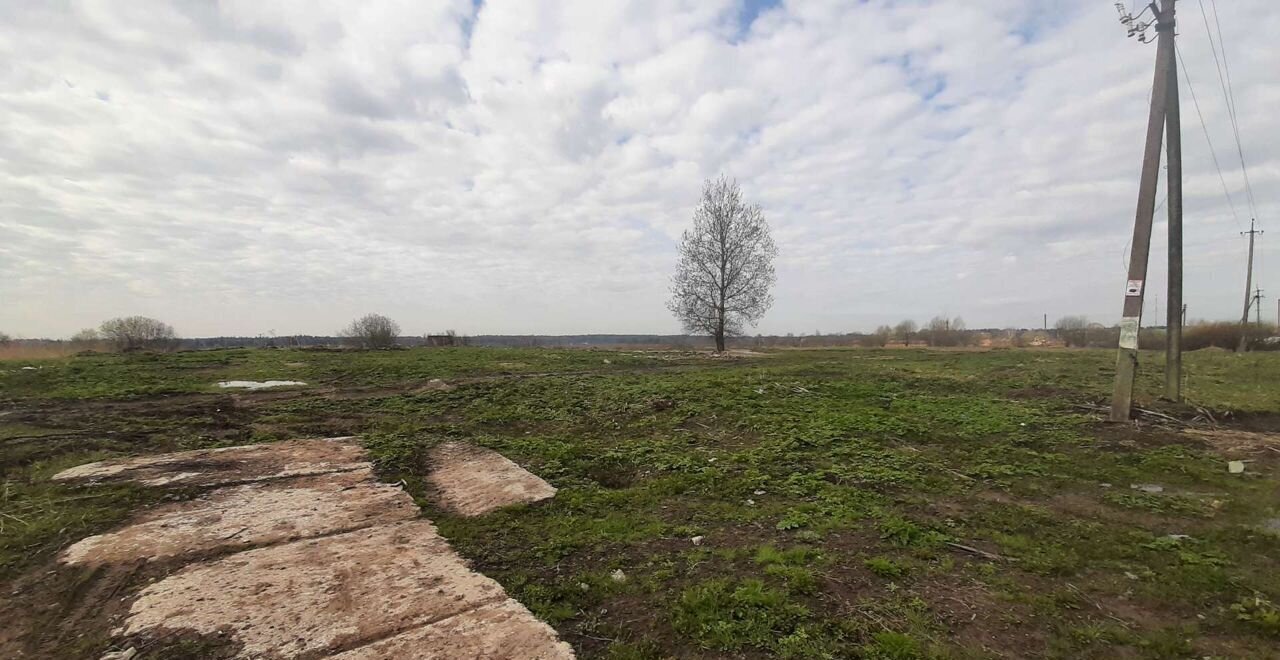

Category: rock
[1130, 484, 1164, 494]
[422, 378, 456, 392]
[753, 490, 766, 496]
[1228, 461, 1246, 474]
[100, 648, 137, 660]
[610, 569, 627, 583]
[691, 536, 704, 546]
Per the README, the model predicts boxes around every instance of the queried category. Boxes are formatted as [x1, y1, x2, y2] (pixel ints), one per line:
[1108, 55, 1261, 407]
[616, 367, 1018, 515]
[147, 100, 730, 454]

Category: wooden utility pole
[1237, 219, 1262, 351]
[1111, 0, 1178, 422]
[1165, 32, 1184, 402]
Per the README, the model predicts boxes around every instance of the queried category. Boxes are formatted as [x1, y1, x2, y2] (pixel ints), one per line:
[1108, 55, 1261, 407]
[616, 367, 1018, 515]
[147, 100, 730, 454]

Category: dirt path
[54, 438, 571, 659]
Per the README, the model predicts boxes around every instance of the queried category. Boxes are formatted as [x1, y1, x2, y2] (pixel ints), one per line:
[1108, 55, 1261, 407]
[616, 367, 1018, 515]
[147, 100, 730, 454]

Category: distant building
[425, 334, 457, 347]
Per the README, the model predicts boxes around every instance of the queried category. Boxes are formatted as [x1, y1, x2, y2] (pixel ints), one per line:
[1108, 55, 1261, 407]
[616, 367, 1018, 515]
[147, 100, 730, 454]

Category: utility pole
[1237, 219, 1262, 351]
[1165, 32, 1184, 401]
[1111, 0, 1178, 421]
[1254, 288, 1264, 326]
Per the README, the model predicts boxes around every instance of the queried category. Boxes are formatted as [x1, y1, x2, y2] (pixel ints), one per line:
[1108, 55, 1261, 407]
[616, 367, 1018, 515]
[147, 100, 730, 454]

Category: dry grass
[0, 344, 90, 362]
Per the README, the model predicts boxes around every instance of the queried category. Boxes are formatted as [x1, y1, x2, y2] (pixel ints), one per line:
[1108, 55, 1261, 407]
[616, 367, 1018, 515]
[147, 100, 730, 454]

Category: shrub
[340, 313, 401, 349]
[1182, 322, 1276, 351]
[98, 316, 177, 352]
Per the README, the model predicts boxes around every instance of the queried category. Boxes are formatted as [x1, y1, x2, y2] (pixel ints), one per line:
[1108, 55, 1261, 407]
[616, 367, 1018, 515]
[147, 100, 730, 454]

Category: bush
[1055, 316, 1090, 347]
[922, 316, 969, 347]
[0, 331, 10, 347]
[860, 326, 892, 348]
[1182, 322, 1276, 351]
[98, 316, 177, 352]
[341, 313, 401, 349]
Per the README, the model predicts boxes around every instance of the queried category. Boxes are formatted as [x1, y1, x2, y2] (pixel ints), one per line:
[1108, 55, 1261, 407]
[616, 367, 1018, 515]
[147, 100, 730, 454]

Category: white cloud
[1, 0, 1276, 338]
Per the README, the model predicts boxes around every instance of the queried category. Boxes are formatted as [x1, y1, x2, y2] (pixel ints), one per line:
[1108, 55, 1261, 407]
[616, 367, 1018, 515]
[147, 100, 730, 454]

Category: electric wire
[1174, 43, 1241, 229]
[1196, 0, 1259, 220]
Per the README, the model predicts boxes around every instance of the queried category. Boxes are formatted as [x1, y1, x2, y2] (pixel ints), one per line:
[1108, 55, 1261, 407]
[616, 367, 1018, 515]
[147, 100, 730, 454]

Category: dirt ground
[5, 347, 1280, 658]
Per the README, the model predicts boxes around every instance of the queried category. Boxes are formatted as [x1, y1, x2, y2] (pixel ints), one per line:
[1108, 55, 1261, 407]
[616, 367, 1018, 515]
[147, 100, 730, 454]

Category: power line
[1208, 0, 1256, 219]
[1174, 43, 1240, 229]
[1196, 0, 1259, 220]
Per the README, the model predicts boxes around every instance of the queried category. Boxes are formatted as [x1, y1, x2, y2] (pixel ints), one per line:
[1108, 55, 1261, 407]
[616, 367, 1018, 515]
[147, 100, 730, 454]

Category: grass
[3, 345, 1280, 658]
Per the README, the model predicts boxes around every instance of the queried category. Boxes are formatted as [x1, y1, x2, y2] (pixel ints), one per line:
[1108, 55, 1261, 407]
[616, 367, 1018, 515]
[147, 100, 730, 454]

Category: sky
[1, 0, 1277, 338]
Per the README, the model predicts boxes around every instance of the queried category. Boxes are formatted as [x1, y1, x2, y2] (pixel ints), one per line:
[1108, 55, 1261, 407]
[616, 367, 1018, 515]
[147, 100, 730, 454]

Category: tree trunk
[715, 317, 725, 352]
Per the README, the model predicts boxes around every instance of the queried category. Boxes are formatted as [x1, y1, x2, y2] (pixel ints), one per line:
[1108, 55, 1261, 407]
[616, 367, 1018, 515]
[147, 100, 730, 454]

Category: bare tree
[1055, 316, 1090, 348]
[668, 176, 778, 352]
[894, 320, 917, 347]
[341, 313, 401, 349]
[99, 316, 177, 352]
[864, 325, 892, 347]
[923, 316, 967, 347]
[69, 328, 101, 349]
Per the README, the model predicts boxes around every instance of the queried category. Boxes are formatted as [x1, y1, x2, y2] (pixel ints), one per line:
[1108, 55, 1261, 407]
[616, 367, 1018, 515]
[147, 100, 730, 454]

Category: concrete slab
[61, 468, 418, 565]
[330, 599, 574, 660]
[120, 520, 508, 658]
[427, 442, 557, 517]
[52, 438, 366, 487]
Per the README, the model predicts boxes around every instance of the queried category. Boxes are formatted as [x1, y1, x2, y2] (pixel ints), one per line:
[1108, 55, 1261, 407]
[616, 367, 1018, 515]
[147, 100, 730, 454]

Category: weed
[865, 556, 907, 579]
[1231, 595, 1280, 637]
[671, 578, 809, 652]
[864, 631, 922, 659]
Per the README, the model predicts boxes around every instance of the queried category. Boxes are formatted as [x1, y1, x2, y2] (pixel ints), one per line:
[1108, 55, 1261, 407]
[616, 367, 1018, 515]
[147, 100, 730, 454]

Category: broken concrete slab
[427, 442, 557, 516]
[328, 599, 574, 660]
[52, 438, 367, 488]
[120, 520, 509, 658]
[61, 468, 418, 565]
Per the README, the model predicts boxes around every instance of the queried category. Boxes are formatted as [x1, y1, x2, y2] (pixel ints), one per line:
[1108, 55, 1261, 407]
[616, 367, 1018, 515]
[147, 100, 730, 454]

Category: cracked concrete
[55, 438, 572, 659]
[61, 468, 418, 565]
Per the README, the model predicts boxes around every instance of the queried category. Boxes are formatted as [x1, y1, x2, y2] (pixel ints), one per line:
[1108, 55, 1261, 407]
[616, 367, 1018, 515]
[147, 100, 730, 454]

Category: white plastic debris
[610, 569, 627, 583]
[216, 380, 306, 390]
[1130, 484, 1164, 494]
[1228, 461, 1246, 474]
[691, 536, 704, 546]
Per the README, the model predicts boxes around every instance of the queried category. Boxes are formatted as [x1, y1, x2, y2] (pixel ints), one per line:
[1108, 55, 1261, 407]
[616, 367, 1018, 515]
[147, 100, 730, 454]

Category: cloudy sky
[2, 0, 1276, 338]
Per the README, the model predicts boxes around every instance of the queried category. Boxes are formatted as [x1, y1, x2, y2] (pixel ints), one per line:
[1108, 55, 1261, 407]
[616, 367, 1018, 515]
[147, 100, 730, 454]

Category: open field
[2, 347, 1280, 658]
